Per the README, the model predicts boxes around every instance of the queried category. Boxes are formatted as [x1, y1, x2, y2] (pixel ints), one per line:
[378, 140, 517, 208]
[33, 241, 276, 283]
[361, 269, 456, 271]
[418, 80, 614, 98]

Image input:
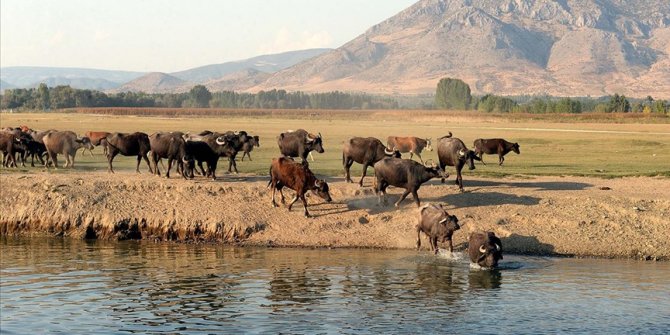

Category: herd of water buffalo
[1, 125, 519, 268]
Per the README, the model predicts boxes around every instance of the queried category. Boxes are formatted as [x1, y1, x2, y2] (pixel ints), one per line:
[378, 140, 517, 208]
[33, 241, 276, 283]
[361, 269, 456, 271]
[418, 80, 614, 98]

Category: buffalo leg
[287, 195, 300, 211]
[432, 237, 439, 255]
[300, 195, 310, 218]
[447, 238, 453, 253]
[411, 189, 421, 207]
[151, 153, 161, 176]
[394, 189, 411, 207]
[135, 154, 143, 173]
[499, 155, 504, 165]
[271, 182, 279, 208]
[456, 170, 464, 192]
[416, 227, 422, 250]
[142, 153, 153, 173]
[108, 151, 118, 173]
[197, 161, 207, 177]
[344, 157, 354, 183]
[166, 158, 173, 178]
[49, 151, 58, 168]
[358, 163, 368, 187]
[413, 151, 425, 164]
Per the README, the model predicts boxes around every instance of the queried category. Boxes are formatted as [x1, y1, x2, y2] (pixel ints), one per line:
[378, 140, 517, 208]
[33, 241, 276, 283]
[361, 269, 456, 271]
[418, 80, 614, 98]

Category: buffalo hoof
[441, 178, 446, 183]
[271, 203, 278, 208]
[434, 249, 439, 255]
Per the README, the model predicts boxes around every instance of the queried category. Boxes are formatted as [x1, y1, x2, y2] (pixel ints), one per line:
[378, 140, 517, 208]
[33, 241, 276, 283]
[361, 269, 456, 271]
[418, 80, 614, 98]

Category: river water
[1, 237, 669, 334]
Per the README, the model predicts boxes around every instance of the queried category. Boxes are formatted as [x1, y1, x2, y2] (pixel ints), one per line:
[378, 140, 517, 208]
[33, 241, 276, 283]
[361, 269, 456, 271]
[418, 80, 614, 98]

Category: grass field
[1, 110, 669, 178]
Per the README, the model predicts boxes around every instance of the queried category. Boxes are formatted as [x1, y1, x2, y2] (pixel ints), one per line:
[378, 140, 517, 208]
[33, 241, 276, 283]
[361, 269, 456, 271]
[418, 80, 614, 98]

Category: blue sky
[1, 0, 417, 72]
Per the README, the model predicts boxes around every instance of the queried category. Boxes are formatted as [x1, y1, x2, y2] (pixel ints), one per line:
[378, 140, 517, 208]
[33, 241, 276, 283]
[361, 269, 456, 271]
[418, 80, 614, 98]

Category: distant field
[1, 110, 669, 178]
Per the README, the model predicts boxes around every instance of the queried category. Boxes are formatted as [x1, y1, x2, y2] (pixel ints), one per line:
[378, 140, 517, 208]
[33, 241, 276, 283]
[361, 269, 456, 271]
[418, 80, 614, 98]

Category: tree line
[0, 84, 398, 110]
[435, 78, 669, 114]
[2, 80, 668, 114]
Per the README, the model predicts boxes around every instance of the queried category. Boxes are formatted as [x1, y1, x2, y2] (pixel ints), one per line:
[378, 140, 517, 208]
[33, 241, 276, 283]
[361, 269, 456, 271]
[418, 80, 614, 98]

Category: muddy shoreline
[1, 172, 668, 260]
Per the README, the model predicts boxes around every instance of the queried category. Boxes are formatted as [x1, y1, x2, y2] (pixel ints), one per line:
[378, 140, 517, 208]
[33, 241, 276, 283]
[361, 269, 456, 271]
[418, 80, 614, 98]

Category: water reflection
[2, 237, 670, 334]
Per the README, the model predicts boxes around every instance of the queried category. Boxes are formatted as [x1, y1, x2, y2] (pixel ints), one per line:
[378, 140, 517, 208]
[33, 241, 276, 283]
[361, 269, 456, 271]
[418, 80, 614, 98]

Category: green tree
[188, 85, 212, 108]
[435, 78, 472, 110]
[607, 94, 630, 113]
[37, 83, 50, 110]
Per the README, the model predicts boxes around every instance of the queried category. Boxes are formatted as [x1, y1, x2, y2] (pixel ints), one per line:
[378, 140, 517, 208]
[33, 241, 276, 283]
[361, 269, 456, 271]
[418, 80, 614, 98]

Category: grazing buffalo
[342, 137, 400, 186]
[42, 131, 94, 168]
[0, 132, 27, 168]
[277, 129, 324, 165]
[85, 131, 112, 156]
[105, 132, 152, 173]
[437, 134, 481, 192]
[373, 158, 446, 207]
[268, 156, 332, 217]
[386, 136, 433, 164]
[473, 138, 520, 165]
[29, 129, 56, 166]
[240, 135, 260, 161]
[416, 203, 460, 254]
[149, 132, 188, 178]
[221, 131, 249, 173]
[468, 231, 503, 268]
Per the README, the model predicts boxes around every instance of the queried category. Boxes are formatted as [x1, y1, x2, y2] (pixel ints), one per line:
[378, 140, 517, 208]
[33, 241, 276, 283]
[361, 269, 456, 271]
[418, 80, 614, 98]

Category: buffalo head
[312, 179, 332, 202]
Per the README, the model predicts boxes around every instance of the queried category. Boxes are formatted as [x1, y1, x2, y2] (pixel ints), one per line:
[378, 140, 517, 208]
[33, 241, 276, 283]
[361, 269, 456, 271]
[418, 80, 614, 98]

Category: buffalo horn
[215, 136, 227, 145]
[439, 217, 448, 224]
[495, 243, 501, 251]
[458, 149, 466, 157]
[384, 147, 394, 155]
[234, 131, 240, 135]
[479, 245, 487, 253]
[318, 132, 322, 138]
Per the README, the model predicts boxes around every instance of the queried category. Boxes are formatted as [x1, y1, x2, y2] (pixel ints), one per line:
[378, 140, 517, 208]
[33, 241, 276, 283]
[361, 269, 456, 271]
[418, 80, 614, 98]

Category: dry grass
[1, 110, 669, 178]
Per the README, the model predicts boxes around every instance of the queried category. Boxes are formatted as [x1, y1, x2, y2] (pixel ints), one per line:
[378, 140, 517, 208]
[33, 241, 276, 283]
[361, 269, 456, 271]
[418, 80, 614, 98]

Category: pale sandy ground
[1, 172, 668, 260]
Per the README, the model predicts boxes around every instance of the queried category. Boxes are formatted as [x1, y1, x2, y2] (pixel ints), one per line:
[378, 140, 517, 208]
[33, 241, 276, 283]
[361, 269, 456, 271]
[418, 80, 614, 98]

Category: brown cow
[42, 131, 94, 168]
[386, 135, 434, 164]
[473, 138, 520, 165]
[268, 157, 332, 217]
[85, 131, 112, 156]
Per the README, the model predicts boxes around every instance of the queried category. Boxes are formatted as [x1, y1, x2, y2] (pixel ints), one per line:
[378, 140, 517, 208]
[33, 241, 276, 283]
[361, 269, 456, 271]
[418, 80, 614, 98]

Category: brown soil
[1, 172, 668, 260]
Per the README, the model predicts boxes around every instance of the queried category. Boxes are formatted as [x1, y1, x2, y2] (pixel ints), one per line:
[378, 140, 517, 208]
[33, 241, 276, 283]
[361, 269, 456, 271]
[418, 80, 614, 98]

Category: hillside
[110, 72, 192, 94]
[171, 48, 330, 83]
[204, 68, 271, 92]
[252, 0, 670, 98]
[0, 66, 144, 89]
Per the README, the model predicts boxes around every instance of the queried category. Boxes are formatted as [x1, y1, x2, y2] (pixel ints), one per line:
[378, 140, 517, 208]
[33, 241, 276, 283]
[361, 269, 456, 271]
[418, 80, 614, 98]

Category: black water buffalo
[437, 134, 481, 192]
[221, 131, 249, 173]
[343, 137, 400, 186]
[373, 158, 446, 207]
[277, 129, 323, 165]
[0, 132, 27, 167]
[42, 131, 94, 168]
[268, 156, 332, 217]
[473, 138, 520, 165]
[468, 231, 503, 268]
[416, 203, 460, 254]
[182, 135, 234, 180]
[149, 132, 187, 178]
[105, 132, 152, 173]
[240, 135, 260, 161]
[386, 135, 434, 164]
[29, 129, 56, 166]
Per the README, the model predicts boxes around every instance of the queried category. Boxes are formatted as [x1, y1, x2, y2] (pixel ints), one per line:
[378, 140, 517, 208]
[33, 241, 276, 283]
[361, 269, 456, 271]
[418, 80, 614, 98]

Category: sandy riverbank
[1, 172, 668, 260]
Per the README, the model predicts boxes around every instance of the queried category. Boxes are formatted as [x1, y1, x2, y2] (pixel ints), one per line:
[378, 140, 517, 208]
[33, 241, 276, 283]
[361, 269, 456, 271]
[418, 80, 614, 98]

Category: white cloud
[260, 27, 333, 54]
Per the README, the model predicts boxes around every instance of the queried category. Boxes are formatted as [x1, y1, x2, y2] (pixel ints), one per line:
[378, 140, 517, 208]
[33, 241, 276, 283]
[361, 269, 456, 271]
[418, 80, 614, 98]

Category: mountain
[170, 48, 331, 83]
[111, 72, 192, 94]
[204, 68, 271, 92]
[0, 66, 144, 89]
[0, 80, 16, 92]
[28, 77, 120, 91]
[252, 0, 670, 98]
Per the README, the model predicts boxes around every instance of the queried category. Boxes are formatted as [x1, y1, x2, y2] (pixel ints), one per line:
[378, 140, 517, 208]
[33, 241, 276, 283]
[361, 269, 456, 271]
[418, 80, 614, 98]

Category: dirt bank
[1, 172, 668, 260]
